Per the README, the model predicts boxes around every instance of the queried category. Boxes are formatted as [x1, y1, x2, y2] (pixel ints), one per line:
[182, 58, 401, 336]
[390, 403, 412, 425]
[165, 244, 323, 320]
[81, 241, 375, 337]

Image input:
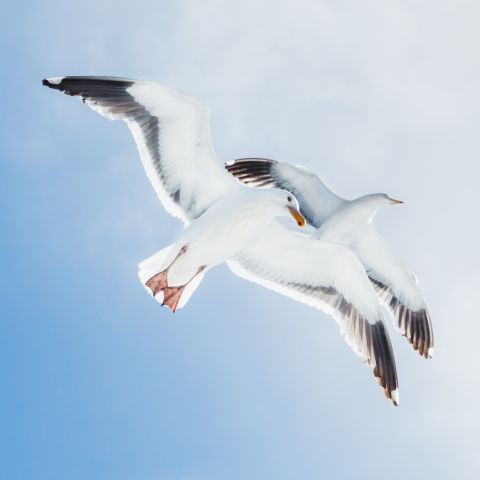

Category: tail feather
[177, 268, 207, 309]
[138, 244, 175, 271]
[138, 244, 175, 297]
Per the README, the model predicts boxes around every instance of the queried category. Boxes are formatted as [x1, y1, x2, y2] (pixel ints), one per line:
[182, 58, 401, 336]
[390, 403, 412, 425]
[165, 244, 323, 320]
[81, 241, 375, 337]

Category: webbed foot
[161, 286, 185, 313]
[145, 270, 168, 296]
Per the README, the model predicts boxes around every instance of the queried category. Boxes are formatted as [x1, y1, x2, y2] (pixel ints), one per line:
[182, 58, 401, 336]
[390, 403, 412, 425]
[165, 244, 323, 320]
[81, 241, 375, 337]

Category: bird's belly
[168, 211, 262, 285]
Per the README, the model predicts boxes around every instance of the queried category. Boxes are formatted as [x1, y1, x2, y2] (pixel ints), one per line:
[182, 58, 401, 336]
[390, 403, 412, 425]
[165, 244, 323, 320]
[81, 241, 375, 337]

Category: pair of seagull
[43, 75, 434, 406]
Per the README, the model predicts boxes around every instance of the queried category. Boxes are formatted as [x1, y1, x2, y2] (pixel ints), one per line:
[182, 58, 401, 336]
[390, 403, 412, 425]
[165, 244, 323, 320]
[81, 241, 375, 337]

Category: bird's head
[264, 189, 306, 227]
[353, 193, 403, 221]
[358, 193, 403, 208]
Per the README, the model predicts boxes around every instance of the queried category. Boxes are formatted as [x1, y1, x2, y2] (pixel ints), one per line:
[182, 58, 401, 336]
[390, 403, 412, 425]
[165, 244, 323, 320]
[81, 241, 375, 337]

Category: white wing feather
[228, 220, 399, 404]
[226, 158, 345, 226]
[43, 76, 238, 224]
[351, 227, 434, 358]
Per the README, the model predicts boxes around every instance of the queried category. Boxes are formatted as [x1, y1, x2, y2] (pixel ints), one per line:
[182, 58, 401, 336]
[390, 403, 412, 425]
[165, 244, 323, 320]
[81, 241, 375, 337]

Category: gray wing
[43, 76, 238, 224]
[369, 273, 433, 359]
[351, 227, 434, 359]
[228, 221, 399, 405]
[226, 158, 345, 227]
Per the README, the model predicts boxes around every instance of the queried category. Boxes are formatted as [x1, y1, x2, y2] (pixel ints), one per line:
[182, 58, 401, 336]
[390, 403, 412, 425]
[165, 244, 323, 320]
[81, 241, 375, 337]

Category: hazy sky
[2, 1, 480, 478]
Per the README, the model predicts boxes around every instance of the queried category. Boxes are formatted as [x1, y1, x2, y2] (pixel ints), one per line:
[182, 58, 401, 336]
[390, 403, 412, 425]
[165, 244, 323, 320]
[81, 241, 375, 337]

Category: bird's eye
[287, 196, 292, 203]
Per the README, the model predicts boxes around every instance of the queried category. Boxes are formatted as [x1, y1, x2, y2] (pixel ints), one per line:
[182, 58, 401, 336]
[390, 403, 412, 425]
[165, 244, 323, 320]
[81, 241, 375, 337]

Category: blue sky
[1, 1, 479, 478]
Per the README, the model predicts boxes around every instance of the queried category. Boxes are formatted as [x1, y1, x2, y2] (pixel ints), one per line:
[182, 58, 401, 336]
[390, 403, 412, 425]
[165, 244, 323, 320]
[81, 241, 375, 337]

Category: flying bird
[43, 76, 399, 404]
[226, 158, 434, 359]
[42, 77, 306, 311]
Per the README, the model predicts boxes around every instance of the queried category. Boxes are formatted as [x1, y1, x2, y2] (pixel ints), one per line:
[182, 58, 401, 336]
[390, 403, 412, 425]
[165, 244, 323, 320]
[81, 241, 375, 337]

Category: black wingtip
[371, 321, 399, 406]
[225, 158, 279, 188]
[42, 78, 62, 90]
[369, 277, 434, 360]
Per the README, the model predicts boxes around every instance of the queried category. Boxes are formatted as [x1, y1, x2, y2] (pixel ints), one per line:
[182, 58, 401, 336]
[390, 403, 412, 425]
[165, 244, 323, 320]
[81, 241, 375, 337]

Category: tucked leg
[162, 286, 185, 312]
[145, 271, 168, 296]
[145, 245, 188, 296]
[160, 265, 207, 313]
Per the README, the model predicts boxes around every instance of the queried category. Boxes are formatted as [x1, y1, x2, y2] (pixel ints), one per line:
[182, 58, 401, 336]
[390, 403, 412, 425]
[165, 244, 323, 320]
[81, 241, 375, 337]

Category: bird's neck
[314, 200, 378, 242]
[347, 199, 381, 224]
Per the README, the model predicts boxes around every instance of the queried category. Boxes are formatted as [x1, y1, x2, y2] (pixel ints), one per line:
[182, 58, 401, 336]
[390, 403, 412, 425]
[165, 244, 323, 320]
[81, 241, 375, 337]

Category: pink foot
[146, 270, 168, 296]
[162, 286, 185, 313]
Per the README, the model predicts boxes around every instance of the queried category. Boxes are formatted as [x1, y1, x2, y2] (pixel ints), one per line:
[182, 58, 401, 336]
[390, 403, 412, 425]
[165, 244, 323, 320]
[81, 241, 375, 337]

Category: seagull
[226, 158, 434, 359]
[43, 76, 398, 404]
[42, 77, 306, 311]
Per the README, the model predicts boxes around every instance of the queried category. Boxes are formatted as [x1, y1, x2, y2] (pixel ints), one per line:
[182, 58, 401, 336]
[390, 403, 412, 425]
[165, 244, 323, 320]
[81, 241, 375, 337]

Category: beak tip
[288, 206, 306, 227]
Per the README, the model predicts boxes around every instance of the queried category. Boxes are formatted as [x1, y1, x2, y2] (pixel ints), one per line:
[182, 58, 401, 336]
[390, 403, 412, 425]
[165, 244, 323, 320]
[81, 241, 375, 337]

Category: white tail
[177, 267, 207, 309]
[138, 244, 176, 286]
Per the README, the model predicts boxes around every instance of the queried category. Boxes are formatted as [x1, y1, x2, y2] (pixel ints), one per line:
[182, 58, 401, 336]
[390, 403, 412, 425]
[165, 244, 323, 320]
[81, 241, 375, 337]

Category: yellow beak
[389, 197, 404, 205]
[288, 207, 306, 227]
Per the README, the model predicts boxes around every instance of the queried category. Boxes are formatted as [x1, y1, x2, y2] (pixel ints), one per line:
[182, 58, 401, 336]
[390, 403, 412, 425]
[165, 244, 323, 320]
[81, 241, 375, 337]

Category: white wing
[226, 158, 345, 227]
[228, 220, 399, 405]
[227, 158, 433, 359]
[351, 227, 434, 358]
[43, 76, 238, 224]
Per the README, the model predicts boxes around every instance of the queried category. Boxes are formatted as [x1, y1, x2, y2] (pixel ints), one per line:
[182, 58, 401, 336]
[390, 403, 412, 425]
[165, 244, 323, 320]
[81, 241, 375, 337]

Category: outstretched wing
[351, 227, 434, 359]
[228, 220, 399, 405]
[227, 158, 433, 360]
[43, 76, 238, 224]
[226, 158, 345, 227]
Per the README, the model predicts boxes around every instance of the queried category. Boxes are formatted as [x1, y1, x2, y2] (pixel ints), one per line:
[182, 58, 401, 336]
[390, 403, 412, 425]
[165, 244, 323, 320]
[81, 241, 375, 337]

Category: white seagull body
[43, 77, 305, 312]
[226, 158, 434, 359]
[138, 188, 304, 309]
[43, 76, 399, 404]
